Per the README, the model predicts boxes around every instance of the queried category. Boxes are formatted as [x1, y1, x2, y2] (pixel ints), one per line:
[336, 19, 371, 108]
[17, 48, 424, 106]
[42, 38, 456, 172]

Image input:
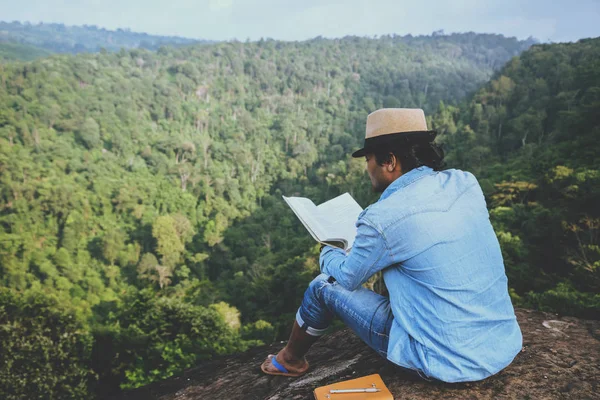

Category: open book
[283, 192, 363, 251]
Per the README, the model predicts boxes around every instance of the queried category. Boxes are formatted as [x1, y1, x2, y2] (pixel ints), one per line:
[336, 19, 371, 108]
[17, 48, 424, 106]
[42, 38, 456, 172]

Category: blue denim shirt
[320, 166, 522, 382]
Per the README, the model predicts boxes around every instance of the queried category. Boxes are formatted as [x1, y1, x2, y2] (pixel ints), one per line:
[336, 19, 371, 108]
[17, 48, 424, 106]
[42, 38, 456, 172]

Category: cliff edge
[114, 309, 599, 399]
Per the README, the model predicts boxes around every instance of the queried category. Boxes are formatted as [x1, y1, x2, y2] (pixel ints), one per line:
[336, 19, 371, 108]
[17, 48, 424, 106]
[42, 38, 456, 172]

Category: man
[261, 108, 522, 382]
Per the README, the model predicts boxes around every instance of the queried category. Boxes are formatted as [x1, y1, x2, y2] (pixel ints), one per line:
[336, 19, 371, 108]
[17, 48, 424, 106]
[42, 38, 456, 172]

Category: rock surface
[114, 309, 599, 399]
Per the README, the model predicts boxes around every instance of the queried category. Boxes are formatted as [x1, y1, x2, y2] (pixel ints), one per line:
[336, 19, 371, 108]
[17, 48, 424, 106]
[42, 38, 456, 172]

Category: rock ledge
[115, 309, 599, 399]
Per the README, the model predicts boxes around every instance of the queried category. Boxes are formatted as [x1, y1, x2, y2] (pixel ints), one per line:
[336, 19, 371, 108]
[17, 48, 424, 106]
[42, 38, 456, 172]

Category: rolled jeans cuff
[296, 309, 328, 337]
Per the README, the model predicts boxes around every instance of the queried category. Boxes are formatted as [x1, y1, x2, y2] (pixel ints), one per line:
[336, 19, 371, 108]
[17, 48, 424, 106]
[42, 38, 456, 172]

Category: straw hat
[351, 108, 436, 158]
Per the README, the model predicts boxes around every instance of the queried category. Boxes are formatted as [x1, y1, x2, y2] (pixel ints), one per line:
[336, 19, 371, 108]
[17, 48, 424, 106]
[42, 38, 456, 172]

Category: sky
[1, 0, 599, 43]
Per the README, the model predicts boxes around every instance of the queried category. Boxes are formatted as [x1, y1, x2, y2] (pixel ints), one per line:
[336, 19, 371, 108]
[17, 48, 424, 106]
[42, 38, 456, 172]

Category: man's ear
[387, 153, 396, 172]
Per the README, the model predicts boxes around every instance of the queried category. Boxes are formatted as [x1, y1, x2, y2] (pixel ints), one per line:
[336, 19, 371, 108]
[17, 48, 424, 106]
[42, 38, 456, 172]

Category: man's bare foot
[261, 352, 309, 377]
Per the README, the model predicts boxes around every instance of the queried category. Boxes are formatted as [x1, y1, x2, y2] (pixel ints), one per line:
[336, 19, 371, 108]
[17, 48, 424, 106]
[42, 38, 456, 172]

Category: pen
[329, 388, 381, 393]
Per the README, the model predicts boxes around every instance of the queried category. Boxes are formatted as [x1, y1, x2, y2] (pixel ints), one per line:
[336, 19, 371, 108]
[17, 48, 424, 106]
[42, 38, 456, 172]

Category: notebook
[313, 374, 393, 400]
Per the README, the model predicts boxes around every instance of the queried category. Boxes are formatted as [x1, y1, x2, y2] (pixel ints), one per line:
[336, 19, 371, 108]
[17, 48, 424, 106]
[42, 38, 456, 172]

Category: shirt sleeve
[319, 216, 392, 291]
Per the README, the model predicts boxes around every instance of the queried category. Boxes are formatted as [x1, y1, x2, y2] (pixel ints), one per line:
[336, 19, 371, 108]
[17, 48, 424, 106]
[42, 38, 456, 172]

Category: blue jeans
[296, 273, 432, 381]
[296, 273, 393, 359]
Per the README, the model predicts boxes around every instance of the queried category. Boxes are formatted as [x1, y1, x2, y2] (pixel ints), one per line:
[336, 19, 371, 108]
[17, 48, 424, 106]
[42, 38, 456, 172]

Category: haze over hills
[0, 20, 539, 64]
[0, 23, 597, 400]
[0, 41, 53, 62]
[0, 21, 207, 57]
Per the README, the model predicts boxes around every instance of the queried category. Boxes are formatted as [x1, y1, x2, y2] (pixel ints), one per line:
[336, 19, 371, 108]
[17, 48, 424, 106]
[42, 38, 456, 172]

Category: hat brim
[351, 147, 368, 158]
[351, 130, 437, 158]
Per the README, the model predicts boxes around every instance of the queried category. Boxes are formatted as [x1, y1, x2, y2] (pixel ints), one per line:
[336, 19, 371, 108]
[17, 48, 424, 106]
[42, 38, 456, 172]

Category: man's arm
[319, 217, 392, 291]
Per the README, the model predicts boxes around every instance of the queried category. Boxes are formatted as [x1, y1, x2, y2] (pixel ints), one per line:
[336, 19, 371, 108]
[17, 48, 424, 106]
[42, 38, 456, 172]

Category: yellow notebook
[313, 374, 393, 400]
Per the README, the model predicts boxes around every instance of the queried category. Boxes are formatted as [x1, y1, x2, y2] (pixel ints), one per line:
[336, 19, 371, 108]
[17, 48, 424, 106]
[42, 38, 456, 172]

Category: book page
[316, 193, 363, 250]
[282, 196, 328, 242]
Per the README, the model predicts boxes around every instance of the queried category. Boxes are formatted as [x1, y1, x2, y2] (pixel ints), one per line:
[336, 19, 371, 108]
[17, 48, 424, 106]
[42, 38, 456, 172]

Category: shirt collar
[378, 166, 435, 201]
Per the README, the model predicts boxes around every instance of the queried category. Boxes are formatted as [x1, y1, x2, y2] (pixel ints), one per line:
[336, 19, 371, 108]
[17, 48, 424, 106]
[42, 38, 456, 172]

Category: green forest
[0, 42, 53, 62]
[0, 21, 202, 55]
[0, 33, 598, 399]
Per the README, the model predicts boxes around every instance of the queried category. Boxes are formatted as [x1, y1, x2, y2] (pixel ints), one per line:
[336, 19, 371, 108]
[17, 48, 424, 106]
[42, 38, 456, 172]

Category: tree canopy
[2, 33, 598, 398]
[0, 21, 204, 55]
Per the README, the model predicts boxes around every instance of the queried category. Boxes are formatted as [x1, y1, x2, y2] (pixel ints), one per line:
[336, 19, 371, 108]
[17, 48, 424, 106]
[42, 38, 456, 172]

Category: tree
[137, 252, 172, 289]
[102, 229, 126, 266]
[0, 288, 94, 400]
[152, 215, 184, 269]
[91, 290, 249, 392]
[78, 117, 101, 149]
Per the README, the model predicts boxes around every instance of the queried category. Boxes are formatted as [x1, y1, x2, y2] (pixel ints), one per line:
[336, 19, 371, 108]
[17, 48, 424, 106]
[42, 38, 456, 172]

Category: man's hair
[373, 140, 445, 172]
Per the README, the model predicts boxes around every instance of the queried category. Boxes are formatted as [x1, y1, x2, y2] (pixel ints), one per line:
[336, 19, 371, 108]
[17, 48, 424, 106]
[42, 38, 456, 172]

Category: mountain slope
[0, 21, 205, 55]
[433, 37, 600, 318]
[0, 33, 535, 397]
[0, 41, 53, 62]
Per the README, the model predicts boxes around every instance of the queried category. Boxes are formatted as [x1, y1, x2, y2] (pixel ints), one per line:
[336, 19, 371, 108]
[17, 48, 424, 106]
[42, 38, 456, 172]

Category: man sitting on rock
[261, 108, 522, 382]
